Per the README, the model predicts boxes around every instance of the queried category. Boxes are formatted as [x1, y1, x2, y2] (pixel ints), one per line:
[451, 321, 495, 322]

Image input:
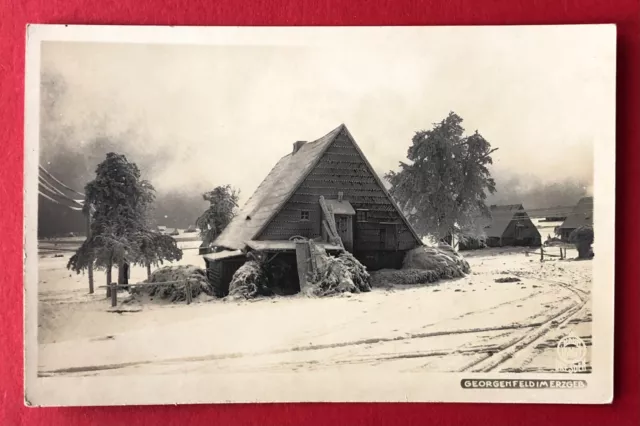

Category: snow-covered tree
[386, 112, 497, 243]
[137, 231, 183, 279]
[569, 226, 594, 259]
[68, 153, 182, 294]
[196, 185, 240, 247]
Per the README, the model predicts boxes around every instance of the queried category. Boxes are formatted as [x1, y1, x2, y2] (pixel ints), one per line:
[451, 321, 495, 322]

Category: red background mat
[1, 1, 639, 425]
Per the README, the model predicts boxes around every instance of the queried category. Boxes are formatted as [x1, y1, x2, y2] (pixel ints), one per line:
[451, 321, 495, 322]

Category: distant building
[157, 225, 167, 233]
[557, 197, 593, 241]
[542, 215, 568, 222]
[483, 204, 541, 247]
[204, 124, 423, 296]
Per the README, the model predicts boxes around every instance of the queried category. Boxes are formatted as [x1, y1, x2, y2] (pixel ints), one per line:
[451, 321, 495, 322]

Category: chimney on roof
[293, 140, 307, 154]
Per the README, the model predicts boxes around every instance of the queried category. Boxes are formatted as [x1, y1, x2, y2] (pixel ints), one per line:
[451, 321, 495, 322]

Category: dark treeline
[39, 189, 209, 238]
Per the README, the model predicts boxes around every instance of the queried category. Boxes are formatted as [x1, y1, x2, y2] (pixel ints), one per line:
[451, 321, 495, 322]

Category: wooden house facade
[558, 197, 593, 241]
[204, 124, 423, 296]
[483, 204, 541, 247]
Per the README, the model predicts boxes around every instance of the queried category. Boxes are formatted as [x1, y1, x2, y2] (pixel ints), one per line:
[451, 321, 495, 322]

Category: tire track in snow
[38, 321, 548, 376]
[458, 277, 588, 373]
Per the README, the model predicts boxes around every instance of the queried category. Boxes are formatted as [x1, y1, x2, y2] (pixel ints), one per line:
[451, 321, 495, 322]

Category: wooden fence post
[110, 283, 117, 307]
[85, 210, 94, 294]
[186, 281, 192, 305]
[540, 246, 544, 261]
[295, 241, 311, 293]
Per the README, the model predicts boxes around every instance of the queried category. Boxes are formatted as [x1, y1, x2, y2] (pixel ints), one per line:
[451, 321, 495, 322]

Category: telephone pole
[85, 204, 95, 293]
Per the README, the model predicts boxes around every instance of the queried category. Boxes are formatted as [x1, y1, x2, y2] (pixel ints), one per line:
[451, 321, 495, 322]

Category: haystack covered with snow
[371, 244, 470, 287]
[132, 265, 213, 302]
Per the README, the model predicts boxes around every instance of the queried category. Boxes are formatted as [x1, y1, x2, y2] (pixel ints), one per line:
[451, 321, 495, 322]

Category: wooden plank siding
[486, 212, 541, 247]
[204, 257, 246, 297]
[501, 212, 541, 246]
[258, 130, 420, 257]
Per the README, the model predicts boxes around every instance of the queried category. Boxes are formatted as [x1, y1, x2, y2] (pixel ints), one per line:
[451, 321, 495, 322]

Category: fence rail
[100, 280, 194, 307]
[523, 246, 570, 261]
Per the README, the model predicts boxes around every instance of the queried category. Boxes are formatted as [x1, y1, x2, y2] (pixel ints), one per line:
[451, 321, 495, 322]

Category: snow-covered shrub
[402, 244, 471, 276]
[336, 251, 371, 292]
[370, 269, 439, 287]
[227, 260, 272, 300]
[303, 243, 371, 297]
[370, 244, 470, 288]
[458, 234, 487, 251]
[569, 226, 594, 259]
[132, 265, 213, 302]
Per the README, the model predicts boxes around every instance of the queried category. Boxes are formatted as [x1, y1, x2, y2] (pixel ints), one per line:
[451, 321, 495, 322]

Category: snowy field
[36, 222, 592, 377]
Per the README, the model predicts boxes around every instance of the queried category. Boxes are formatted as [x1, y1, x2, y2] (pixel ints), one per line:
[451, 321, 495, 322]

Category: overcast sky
[40, 26, 614, 203]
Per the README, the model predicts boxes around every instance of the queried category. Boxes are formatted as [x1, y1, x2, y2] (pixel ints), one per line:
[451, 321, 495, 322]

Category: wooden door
[515, 224, 524, 240]
[335, 215, 353, 252]
[381, 223, 398, 250]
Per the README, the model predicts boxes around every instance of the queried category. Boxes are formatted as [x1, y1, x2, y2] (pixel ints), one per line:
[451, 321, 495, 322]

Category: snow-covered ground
[36, 229, 592, 377]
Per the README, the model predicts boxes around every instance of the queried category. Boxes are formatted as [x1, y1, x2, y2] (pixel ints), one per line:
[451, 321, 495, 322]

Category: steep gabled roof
[559, 196, 593, 230]
[214, 124, 422, 250]
[484, 204, 525, 238]
[214, 125, 342, 250]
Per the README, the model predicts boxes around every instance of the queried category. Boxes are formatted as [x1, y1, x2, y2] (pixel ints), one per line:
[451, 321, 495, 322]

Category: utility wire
[39, 164, 85, 197]
[38, 166, 85, 211]
[38, 190, 83, 211]
[38, 182, 83, 209]
[38, 175, 84, 208]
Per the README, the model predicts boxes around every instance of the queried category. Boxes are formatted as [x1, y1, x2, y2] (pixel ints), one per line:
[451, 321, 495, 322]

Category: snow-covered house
[558, 197, 593, 241]
[483, 204, 541, 247]
[203, 124, 423, 296]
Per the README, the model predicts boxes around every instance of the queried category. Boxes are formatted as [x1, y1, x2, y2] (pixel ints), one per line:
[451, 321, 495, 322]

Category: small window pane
[357, 210, 368, 222]
[300, 210, 310, 221]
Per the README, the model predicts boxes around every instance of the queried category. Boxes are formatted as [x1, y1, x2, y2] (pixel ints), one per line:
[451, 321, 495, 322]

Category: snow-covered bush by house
[458, 234, 487, 251]
[335, 251, 371, 292]
[403, 244, 471, 276]
[370, 269, 440, 287]
[303, 248, 372, 297]
[227, 260, 273, 300]
[370, 244, 470, 287]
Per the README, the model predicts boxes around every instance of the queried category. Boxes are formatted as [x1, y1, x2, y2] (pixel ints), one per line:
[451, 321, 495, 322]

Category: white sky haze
[41, 26, 615, 202]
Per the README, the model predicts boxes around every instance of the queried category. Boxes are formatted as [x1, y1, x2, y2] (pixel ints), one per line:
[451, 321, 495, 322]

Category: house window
[356, 209, 368, 222]
[300, 210, 310, 221]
